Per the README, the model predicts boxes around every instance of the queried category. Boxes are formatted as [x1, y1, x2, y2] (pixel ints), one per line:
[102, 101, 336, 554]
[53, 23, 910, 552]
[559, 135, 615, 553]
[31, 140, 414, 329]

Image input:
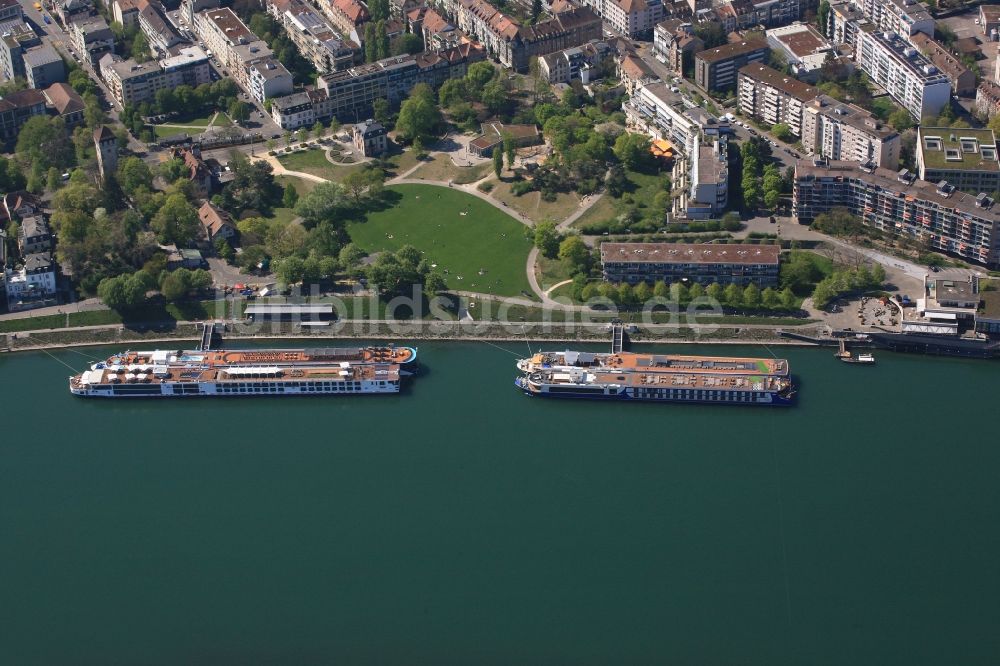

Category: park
[345, 184, 534, 299]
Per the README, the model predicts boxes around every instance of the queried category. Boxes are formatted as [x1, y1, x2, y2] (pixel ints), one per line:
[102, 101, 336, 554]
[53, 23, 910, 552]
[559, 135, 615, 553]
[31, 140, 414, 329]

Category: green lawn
[489, 179, 582, 224]
[153, 124, 205, 138]
[409, 155, 493, 184]
[68, 310, 122, 326]
[275, 175, 319, 196]
[278, 145, 420, 182]
[268, 207, 298, 226]
[346, 184, 534, 298]
[0, 313, 66, 333]
[573, 168, 667, 231]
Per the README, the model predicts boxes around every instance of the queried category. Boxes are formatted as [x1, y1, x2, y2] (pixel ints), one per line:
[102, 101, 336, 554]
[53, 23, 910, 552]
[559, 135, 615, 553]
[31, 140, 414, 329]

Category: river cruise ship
[515, 350, 795, 406]
[69, 346, 417, 398]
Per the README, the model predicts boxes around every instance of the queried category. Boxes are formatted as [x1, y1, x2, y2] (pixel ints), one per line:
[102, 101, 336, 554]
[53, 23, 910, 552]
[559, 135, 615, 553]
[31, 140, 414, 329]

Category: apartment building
[908, 32, 976, 97]
[793, 158, 1000, 268]
[537, 39, 614, 84]
[247, 58, 294, 103]
[672, 139, 729, 220]
[625, 81, 729, 155]
[976, 81, 1000, 121]
[68, 16, 114, 65]
[104, 46, 211, 106]
[825, 0, 866, 46]
[193, 7, 256, 69]
[23, 46, 66, 89]
[765, 22, 834, 82]
[915, 127, 1000, 195]
[601, 242, 780, 287]
[274, 43, 485, 128]
[17, 215, 52, 255]
[854, 27, 951, 120]
[320, 0, 368, 39]
[578, 0, 663, 39]
[0, 88, 47, 146]
[737, 63, 818, 138]
[0, 0, 22, 23]
[455, 0, 601, 72]
[800, 95, 900, 169]
[267, 0, 359, 74]
[137, 1, 184, 57]
[55, 0, 94, 26]
[694, 39, 767, 92]
[855, 0, 933, 38]
[0, 22, 41, 81]
[5, 251, 58, 311]
[652, 19, 701, 76]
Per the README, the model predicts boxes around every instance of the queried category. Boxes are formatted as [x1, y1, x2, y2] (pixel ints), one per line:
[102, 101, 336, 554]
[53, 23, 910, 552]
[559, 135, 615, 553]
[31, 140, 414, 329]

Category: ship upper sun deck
[533, 351, 788, 376]
[113, 346, 414, 368]
[73, 362, 400, 388]
[532, 369, 789, 391]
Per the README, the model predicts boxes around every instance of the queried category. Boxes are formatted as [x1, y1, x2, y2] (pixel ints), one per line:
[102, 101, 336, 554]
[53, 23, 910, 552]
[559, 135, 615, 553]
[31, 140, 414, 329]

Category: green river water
[1, 341, 998, 665]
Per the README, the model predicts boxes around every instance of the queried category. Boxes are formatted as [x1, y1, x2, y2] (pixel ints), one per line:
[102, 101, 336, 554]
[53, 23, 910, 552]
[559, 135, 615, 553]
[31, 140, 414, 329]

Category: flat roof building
[854, 27, 951, 120]
[694, 39, 767, 92]
[915, 127, 1000, 195]
[801, 94, 900, 169]
[765, 22, 834, 82]
[737, 63, 818, 138]
[793, 158, 1000, 267]
[601, 242, 779, 286]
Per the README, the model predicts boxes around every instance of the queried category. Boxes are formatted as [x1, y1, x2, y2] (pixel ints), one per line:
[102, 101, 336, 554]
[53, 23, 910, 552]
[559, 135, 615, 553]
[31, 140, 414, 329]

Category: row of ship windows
[631, 388, 762, 401]
[213, 381, 372, 393]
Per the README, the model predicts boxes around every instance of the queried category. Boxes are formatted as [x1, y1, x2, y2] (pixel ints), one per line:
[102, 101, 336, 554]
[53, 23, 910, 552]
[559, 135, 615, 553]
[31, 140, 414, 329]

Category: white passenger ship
[69, 346, 416, 398]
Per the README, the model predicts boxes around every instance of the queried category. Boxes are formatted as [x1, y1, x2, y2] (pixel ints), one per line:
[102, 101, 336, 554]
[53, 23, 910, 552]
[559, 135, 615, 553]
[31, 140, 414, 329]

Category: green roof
[918, 127, 1000, 172]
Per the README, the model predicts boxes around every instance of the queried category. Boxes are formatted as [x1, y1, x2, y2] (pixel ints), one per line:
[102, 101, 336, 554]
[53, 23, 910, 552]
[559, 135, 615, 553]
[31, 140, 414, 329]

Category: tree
[116, 157, 153, 196]
[817, 0, 831, 36]
[653, 280, 668, 299]
[743, 283, 761, 309]
[158, 157, 187, 183]
[613, 133, 652, 171]
[424, 270, 448, 298]
[633, 280, 652, 304]
[481, 80, 508, 114]
[504, 134, 515, 170]
[493, 148, 503, 178]
[465, 61, 496, 99]
[282, 183, 298, 208]
[391, 32, 423, 56]
[617, 283, 634, 306]
[771, 123, 794, 142]
[558, 235, 590, 273]
[228, 100, 250, 125]
[98, 273, 149, 311]
[780, 287, 797, 310]
[364, 23, 378, 62]
[160, 269, 193, 301]
[670, 281, 688, 303]
[762, 287, 780, 309]
[151, 193, 199, 245]
[395, 83, 441, 143]
[365, 244, 428, 296]
[131, 31, 150, 62]
[888, 108, 915, 131]
[295, 181, 347, 225]
[15, 116, 73, 172]
[688, 282, 705, 301]
[312, 121, 324, 140]
[375, 20, 390, 60]
[723, 283, 742, 308]
[533, 221, 561, 259]
[46, 167, 61, 192]
[764, 188, 782, 210]
[439, 78, 467, 108]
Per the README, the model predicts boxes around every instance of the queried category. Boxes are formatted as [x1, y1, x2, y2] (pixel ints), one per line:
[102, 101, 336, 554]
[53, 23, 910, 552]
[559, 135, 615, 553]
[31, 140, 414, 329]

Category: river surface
[1, 341, 998, 665]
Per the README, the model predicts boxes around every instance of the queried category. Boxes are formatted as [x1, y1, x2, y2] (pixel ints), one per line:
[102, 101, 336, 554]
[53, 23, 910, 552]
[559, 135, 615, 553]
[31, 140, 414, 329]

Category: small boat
[840, 352, 875, 365]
